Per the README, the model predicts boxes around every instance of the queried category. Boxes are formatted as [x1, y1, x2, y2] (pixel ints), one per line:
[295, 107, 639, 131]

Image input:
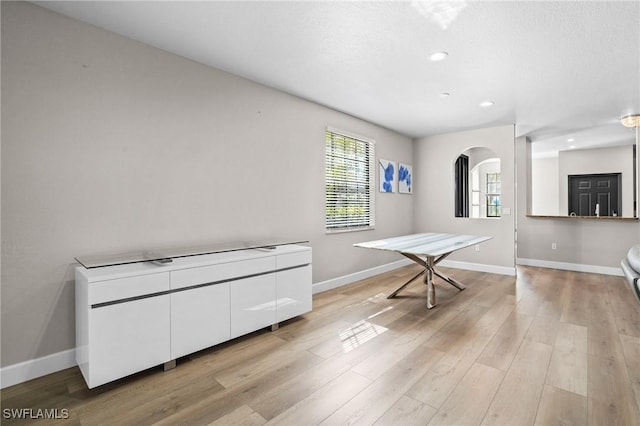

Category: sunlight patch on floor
[340, 320, 389, 353]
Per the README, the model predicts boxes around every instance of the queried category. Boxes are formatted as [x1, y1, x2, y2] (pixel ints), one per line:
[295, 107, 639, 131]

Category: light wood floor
[3, 265, 640, 425]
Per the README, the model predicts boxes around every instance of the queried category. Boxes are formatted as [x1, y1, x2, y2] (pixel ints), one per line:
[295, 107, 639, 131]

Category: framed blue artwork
[399, 163, 413, 194]
[379, 159, 396, 193]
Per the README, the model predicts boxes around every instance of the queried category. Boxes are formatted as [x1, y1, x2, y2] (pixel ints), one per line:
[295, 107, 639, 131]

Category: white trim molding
[517, 258, 624, 276]
[312, 259, 412, 294]
[439, 260, 516, 276]
[1, 349, 76, 389]
[312, 258, 516, 294]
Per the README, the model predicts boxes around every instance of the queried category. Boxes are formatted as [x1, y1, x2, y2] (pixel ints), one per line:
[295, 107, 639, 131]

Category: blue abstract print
[379, 160, 396, 193]
[399, 163, 413, 194]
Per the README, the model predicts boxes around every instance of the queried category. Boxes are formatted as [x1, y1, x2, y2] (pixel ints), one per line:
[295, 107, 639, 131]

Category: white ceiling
[34, 1, 640, 152]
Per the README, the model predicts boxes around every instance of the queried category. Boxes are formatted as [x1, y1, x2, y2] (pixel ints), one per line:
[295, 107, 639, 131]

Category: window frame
[486, 172, 501, 218]
[325, 127, 376, 233]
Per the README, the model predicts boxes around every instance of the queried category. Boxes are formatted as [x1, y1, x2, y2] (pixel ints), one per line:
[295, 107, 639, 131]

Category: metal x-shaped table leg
[387, 252, 466, 309]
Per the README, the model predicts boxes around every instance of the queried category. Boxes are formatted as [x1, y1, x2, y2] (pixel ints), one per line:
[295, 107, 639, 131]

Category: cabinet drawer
[277, 250, 312, 269]
[171, 256, 276, 290]
[89, 273, 169, 305]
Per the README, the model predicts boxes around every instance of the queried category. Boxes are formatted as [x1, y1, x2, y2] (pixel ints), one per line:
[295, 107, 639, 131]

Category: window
[325, 128, 375, 232]
[486, 172, 501, 217]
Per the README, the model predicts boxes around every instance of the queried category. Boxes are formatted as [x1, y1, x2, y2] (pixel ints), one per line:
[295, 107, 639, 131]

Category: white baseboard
[312, 258, 516, 294]
[312, 259, 413, 294]
[1, 349, 76, 389]
[439, 260, 517, 276]
[517, 258, 624, 276]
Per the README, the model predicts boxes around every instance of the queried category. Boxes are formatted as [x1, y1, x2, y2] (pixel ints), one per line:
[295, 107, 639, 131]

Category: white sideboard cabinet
[75, 243, 311, 388]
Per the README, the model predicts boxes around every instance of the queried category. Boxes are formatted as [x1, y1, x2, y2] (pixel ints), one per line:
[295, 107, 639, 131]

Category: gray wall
[1, 2, 413, 367]
[516, 137, 640, 268]
[413, 125, 516, 271]
[531, 155, 559, 215]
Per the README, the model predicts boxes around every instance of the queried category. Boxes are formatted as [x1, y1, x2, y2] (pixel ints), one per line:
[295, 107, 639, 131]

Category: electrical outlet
[551, 243, 557, 250]
[475, 245, 480, 252]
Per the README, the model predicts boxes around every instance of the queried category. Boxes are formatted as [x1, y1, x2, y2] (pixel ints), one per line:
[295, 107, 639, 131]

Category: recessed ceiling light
[567, 138, 575, 142]
[429, 51, 448, 61]
[569, 145, 576, 149]
[479, 101, 495, 107]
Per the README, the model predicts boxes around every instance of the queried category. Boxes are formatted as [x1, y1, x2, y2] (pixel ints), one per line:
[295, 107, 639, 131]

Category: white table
[354, 233, 492, 308]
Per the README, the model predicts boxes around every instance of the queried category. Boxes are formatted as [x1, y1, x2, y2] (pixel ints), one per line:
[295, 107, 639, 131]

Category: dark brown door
[568, 173, 621, 216]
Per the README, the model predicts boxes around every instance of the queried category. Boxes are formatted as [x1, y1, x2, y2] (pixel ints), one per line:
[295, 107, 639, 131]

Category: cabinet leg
[163, 360, 176, 371]
[271, 323, 280, 331]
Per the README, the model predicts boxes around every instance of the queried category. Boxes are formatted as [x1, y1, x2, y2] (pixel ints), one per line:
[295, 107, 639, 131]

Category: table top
[354, 232, 492, 257]
[75, 239, 309, 269]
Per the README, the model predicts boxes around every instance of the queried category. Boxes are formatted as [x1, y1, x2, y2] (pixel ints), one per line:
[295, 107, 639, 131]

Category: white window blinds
[325, 128, 375, 232]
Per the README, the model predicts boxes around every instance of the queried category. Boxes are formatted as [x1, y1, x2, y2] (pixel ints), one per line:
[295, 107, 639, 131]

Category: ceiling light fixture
[479, 100, 495, 107]
[621, 114, 640, 127]
[567, 138, 575, 142]
[429, 51, 448, 61]
[440, 92, 450, 98]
